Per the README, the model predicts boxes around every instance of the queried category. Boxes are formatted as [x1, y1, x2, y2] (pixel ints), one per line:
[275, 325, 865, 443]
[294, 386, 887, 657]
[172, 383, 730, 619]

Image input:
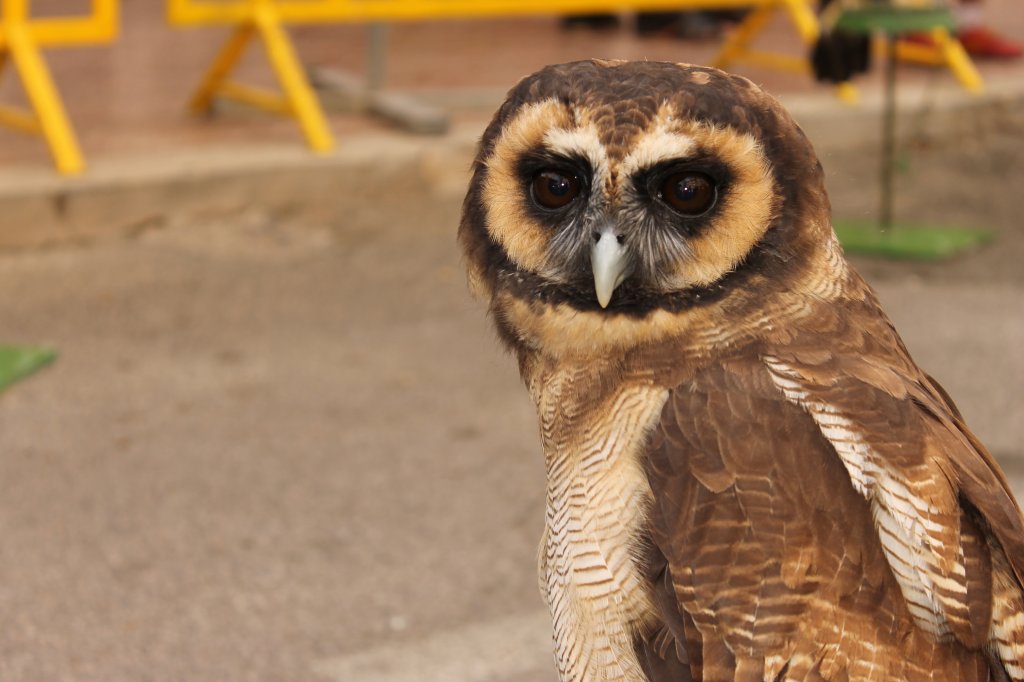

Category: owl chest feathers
[528, 361, 669, 682]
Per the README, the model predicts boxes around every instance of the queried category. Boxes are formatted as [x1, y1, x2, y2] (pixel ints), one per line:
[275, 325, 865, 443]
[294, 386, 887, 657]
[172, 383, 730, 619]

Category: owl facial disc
[591, 224, 630, 308]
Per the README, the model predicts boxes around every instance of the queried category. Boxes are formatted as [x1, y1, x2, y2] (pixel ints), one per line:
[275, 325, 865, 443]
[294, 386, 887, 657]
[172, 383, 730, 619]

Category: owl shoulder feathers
[642, 274, 1024, 680]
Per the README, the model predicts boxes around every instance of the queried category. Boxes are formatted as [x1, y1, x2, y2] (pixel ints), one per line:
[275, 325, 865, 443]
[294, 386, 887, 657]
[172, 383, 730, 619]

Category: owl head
[459, 60, 848, 360]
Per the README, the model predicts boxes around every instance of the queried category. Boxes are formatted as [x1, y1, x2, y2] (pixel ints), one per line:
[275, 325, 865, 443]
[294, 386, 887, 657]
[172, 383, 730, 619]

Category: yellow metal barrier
[169, 0, 824, 153]
[890, 29, 983, 93]
[0, 0, 118, 174]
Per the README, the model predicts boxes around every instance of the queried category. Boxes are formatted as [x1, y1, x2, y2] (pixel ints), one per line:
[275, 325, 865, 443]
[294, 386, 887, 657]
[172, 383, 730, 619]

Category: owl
[458, 60, 1024, 681]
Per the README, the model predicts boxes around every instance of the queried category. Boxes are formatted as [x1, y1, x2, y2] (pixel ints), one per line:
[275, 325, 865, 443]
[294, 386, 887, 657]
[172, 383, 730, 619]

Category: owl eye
[531, 170, 581, 210]
[659, 172, 717, 216]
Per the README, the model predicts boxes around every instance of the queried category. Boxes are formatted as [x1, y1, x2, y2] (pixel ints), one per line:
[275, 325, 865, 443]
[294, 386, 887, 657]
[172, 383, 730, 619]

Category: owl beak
[590, 226, 630, 309]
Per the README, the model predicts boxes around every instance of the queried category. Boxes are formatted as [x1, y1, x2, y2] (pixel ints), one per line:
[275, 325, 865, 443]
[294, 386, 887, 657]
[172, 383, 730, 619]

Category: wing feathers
[760, 340, 1024, 673]
[633, 551, 695, 682]
[646, 333, 1021, 679]
[957, 503, 994, 647]
[991, 546, 1024, 679]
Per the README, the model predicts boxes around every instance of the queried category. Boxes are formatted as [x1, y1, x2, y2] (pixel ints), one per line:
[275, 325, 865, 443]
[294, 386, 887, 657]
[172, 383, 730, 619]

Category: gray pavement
[0, 185, 546, 681]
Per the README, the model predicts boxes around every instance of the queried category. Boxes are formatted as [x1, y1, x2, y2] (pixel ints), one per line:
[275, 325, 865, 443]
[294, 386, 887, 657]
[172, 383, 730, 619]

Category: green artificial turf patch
[0, 346, 57, 393]
[833, 221, 994, 261]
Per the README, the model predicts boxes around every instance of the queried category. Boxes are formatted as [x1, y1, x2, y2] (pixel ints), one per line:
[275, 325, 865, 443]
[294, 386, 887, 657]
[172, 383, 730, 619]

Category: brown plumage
[459, 59, 1024, 681]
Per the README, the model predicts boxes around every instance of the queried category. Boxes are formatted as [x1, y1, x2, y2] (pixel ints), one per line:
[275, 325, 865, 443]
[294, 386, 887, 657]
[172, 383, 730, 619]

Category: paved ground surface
[0, 3, 1023, 681]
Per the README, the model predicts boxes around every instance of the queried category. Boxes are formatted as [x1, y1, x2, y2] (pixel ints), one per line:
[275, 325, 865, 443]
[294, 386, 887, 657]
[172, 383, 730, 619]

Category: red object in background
[957, 25, 1023, 58]
[901, 26, 1022, 60]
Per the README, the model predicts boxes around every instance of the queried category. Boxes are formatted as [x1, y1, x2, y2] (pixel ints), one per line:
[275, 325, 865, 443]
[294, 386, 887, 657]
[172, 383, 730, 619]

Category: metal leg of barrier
[309, 21, 448, 136]
[883, 30, 982, 94]
[780, 0, 819, 44]
[932, 28, 983, 94]
[716, 0, 861, 103]
[187, 3, 334, 153]
[4, 24, 84, 174]
[711, 1, 775, 70]
[189, 23, 256, 115]
[712, 0, 839, 78]
[253, 4, 334, 153]
[366, 23, 388, 93]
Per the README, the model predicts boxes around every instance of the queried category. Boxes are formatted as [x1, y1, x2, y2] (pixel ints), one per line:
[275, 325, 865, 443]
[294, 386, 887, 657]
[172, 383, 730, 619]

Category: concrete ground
[0, 4, 1023, 681]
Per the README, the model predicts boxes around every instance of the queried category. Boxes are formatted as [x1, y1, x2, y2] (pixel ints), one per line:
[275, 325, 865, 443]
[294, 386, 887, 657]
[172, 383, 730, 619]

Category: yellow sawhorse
[712, 0, 868, 102]
[0, 0, 118, 174]
[890, 27, 983, 93]
[184, 0, 333, 153]
[169, 0, 826, 154]
[714, 0, 819, 74]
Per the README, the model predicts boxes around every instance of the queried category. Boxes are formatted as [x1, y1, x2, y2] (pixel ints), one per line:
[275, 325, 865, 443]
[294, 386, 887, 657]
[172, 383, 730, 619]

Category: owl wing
[641, 294, 1024, 680]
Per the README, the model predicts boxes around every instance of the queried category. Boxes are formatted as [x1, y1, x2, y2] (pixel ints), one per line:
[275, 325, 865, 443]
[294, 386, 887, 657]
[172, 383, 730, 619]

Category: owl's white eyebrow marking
[543, 126, 609, 181]
[620, 127, 697, 178]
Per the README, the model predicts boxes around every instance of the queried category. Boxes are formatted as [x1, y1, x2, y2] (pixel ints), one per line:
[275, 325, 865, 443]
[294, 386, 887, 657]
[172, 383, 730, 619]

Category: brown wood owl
[458, 59, 1024, 681]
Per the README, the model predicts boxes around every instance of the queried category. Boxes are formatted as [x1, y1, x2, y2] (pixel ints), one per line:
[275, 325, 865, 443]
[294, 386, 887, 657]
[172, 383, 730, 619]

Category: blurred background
[0, 1, 1021, 680]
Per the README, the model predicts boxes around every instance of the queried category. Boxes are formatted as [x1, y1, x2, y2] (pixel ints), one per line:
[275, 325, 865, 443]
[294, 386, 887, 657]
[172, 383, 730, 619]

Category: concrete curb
[0, 133, 478, 250]
[0, 75, 1021, 250]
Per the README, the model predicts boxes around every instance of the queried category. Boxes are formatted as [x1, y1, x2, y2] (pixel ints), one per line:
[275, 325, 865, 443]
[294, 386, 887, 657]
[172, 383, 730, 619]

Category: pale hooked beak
[590, 225, 630, 309]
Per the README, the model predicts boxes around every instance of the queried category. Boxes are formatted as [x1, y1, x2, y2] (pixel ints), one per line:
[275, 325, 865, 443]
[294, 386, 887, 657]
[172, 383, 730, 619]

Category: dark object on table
[561, 14, 621, 30]
[811, 29, 871, 82]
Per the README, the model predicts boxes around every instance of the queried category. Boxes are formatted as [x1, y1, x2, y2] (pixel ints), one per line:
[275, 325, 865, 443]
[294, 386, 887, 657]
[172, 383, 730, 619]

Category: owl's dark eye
[659, 172, 717, 216]
[531, 170, 581, 210]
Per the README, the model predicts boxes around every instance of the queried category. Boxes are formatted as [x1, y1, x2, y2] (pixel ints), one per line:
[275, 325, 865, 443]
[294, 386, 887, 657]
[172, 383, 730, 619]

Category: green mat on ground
[833, 221, 994, 261]
[0, 346, 57, 393]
